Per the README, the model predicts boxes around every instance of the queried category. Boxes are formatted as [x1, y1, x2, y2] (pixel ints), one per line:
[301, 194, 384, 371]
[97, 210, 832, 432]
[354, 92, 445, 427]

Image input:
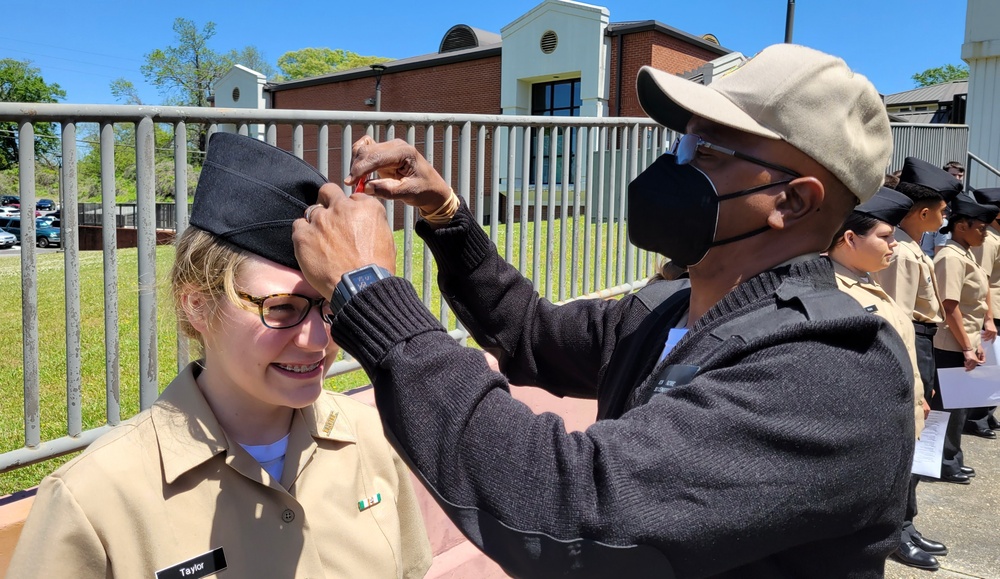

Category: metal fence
[0, 102, 971, 474]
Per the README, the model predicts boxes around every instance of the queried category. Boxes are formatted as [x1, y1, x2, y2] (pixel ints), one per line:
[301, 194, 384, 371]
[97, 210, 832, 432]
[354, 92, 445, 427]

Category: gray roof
[884, 80, 968, 106]
[268, 19, 729, 92]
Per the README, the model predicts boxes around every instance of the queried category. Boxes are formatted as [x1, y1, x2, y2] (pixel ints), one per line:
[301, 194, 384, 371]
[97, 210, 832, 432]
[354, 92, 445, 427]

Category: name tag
[155, 547, 227, 579]
[652, 364, 701, 395]
[864, 305, 879, 313]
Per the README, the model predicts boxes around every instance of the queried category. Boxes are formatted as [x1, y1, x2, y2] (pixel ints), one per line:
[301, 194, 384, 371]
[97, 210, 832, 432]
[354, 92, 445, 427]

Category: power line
[0, 46, 139, 73]
[0, 36, 144, 63]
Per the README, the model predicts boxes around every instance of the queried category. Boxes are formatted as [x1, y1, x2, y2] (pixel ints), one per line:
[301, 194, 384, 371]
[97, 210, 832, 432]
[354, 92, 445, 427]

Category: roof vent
[232, 87, 240, 102]
[540, 30, 558, 54]
[440, 25, 478, 53]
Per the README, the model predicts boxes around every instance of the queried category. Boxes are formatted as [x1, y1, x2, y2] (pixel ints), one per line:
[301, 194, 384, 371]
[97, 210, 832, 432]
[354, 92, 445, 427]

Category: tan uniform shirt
[874, 228, 944, 324]
[834, 263, 925, 437]
[972, 227, 1000, 321]
[8, 363, 432, 579]
[933, 241, 990, 353]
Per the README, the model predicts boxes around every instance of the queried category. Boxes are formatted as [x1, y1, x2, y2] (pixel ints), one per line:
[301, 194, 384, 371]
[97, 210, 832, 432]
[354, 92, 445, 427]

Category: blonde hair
[170, 226, 252, 343]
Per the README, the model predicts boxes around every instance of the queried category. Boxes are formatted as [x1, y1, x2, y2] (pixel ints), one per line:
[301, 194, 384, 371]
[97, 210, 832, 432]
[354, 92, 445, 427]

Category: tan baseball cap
[636, 43, 892, 202]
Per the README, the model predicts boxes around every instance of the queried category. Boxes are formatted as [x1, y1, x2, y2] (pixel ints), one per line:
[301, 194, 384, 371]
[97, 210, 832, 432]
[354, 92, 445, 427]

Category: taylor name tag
[864, 304, 879, 313]
[155, 547, 227, 579]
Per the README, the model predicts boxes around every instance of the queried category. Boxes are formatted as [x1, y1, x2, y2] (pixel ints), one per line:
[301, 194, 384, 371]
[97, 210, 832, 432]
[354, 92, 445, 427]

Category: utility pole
[785, 0, 796, 43]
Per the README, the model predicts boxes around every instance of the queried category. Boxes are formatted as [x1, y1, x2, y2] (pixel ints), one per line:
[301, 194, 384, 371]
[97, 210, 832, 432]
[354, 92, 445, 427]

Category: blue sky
[4, 0, 970, 106]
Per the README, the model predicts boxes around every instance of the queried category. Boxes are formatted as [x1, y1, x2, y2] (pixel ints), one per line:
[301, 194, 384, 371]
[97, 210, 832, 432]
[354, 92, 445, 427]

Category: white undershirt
[240, 433, 290, 483]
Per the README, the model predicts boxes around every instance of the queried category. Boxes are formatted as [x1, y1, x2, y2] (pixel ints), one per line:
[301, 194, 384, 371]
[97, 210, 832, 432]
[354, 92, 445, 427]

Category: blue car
[0, 217, 61, 248]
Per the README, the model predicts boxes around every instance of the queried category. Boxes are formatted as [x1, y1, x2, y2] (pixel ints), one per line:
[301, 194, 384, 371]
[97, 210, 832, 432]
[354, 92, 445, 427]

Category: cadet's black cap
[854, 187, 913, 226]
[972, 187, 1000, 208]
[189, 132, 327, 270]
[950, 194, 1000, 224]
[899, 157, 963, 202]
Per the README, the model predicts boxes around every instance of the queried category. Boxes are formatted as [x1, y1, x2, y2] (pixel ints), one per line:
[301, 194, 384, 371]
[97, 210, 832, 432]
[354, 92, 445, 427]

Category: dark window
[530, 79, 581, 185]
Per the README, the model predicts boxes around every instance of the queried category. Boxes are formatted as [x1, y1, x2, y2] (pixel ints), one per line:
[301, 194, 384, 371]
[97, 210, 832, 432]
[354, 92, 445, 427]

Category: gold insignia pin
[323, 411, 338, 434]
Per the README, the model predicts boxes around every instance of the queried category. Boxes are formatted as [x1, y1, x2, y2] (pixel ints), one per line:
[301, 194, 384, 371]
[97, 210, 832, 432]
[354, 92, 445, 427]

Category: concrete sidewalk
[886, 432, 1000, 579]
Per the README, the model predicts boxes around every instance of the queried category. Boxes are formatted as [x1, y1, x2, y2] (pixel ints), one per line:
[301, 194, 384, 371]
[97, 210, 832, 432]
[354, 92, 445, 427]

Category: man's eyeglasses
[672, 133, 801, 177]
[237, 292, 332, 329]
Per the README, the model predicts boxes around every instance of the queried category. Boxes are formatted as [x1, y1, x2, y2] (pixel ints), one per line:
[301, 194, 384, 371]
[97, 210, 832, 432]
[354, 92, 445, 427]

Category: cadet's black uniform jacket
[330, 203, 915, 578]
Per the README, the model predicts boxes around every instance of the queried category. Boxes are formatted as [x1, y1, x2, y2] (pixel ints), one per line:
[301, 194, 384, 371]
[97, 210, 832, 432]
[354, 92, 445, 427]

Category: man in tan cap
[294, 43, 914, 578]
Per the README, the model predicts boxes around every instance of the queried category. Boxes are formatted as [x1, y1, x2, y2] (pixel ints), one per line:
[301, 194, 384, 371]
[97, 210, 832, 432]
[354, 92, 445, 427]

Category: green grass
[0, 216, 649, 494]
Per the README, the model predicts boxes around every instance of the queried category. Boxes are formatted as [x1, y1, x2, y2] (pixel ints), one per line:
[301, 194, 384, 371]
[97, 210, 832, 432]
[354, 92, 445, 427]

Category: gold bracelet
[420, 189, 460, 225]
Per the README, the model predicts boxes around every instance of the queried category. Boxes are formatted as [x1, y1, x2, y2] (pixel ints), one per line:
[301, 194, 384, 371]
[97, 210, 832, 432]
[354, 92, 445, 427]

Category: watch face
[349, 269, 382, 290]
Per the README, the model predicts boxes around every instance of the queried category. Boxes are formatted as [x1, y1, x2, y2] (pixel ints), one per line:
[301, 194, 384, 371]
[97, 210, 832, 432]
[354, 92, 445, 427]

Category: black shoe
[964, 426, 997, 439]
[939, 471, 972, 484]
[911, 530, 948, 556]
[893, 541, 940, 570]
[960, 465, 976, 477]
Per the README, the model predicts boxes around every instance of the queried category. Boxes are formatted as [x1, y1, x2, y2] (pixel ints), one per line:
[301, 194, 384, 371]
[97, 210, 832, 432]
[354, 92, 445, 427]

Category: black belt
[913, 321, 938, 337]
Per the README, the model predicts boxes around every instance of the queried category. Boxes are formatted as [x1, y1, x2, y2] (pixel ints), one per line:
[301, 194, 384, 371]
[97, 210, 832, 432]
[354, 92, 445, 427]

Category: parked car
[0, 195, 18, 206]
[0, 206, 17, 217]
[36, 198, 55, 211]
[0, 229, 15, 249]
[0, 217, 61, 248]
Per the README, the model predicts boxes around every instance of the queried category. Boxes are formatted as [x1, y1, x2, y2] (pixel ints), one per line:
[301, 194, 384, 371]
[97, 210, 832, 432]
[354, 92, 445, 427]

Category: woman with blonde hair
[8, 133, 431, 578]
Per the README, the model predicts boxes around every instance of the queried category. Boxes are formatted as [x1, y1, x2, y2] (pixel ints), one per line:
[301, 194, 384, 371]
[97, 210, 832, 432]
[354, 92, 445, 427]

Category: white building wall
[500, 0, 610, 117]
[212, 65, 268, 140]
[962, 0, 1000, 189]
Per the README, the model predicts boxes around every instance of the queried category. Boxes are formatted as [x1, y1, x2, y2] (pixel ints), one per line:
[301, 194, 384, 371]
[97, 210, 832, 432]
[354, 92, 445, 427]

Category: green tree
[0, 59, 66, 170]
[912, 64, 969, 87]
[276, 47, 390, 80]
[228, 46, 277, 79]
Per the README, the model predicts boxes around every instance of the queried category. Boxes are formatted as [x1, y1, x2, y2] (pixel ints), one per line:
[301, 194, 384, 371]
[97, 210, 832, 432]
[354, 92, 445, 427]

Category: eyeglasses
[672, 133, 801, 177]
[237, 292, 332, 329]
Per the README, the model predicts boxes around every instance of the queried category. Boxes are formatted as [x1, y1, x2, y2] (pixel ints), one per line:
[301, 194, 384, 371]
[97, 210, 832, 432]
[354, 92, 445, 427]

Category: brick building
[215, 0, 734, 224]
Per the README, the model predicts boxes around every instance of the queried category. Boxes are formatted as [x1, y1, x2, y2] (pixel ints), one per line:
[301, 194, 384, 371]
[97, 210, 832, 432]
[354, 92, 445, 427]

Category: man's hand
[922, 397, 931, 420]
[292, 183, 396, 299]
[963, 348, 981, 371]
[347, 136, 452, 214]
[983, 320, 997, 343]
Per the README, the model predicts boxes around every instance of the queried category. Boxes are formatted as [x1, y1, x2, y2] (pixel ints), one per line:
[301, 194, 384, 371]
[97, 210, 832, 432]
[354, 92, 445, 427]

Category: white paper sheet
[911, 410, 949, 478]
[938, 364, 1000, 409]
[982, 335, 998, 366]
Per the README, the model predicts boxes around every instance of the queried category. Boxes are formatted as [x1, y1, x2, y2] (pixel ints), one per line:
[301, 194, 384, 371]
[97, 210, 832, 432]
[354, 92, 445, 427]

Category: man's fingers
[316, 182, 346, 208]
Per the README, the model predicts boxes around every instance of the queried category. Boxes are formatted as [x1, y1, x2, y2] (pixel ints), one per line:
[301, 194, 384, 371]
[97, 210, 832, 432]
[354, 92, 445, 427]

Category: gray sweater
[330, 204, 914, 578]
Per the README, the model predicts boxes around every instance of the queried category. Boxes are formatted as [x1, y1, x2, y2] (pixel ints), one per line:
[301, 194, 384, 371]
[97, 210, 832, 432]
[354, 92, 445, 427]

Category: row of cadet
[827, 156, 1000, 571]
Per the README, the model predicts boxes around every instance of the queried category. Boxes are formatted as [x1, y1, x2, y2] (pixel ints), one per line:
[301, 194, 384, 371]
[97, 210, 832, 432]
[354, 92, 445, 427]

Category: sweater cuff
[415, 198, 494, 279]
[329, 277, 445, 372]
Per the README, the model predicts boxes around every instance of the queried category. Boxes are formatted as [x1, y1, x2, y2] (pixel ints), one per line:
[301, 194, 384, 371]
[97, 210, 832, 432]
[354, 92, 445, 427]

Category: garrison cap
[899, 157, 963, 202]
[950, 194, 1000, 224]
[972, 188, 1000, 208]
[854, 187, 913, 226]
[190, 132, 327, 270]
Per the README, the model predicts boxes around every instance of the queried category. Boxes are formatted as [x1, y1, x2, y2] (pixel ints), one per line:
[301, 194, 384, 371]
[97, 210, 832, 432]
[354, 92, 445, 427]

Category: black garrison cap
[972, 188, 1000, 208]
[854, 187, 914, 226]
[899, 157, 963, 202]
[189, 132, 327, 270]
[951, 194, 1000, 224]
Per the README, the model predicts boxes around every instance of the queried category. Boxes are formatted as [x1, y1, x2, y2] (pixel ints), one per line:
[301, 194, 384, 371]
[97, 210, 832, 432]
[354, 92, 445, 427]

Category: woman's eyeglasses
[237, 292, 332, 329]
[672, 133, 801, 177]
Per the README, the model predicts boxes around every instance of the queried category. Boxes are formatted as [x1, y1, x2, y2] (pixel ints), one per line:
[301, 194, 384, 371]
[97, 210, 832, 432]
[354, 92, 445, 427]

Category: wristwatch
[329, 264, 393, 319]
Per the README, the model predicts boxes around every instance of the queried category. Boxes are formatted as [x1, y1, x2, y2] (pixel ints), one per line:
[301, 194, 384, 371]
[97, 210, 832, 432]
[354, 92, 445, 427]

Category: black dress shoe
[960, 465, 976, 477]
[911, 531, 948, 556]
[893, 541, 940, 570]
[964, 426, 997, 439]
[939, 471, 972, 484]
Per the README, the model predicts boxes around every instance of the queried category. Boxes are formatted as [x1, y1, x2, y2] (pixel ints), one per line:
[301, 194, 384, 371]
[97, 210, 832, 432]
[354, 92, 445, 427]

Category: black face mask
[627, 154, 793, 268]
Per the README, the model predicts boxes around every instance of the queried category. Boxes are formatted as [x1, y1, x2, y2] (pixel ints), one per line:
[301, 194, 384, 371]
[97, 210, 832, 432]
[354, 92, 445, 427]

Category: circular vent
[232, 87, 241, 102]
[540, 31, 558, 54]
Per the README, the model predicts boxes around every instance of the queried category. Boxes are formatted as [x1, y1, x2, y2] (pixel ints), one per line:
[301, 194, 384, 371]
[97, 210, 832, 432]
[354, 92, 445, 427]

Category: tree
[276, 48, 391, 80]
[912, 64, 969, 87]
[228, 46, 277, 79]
[0, 59, 66, 170]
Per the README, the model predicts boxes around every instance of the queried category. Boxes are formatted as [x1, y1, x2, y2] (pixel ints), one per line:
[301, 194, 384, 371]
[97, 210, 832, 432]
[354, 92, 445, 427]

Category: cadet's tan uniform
[933, 241, 990, 352]
[834, 262, 925, 437]
[875, 228, 944, 324]
[8, 363, 432, 579]
[972, 227, 1000, 319]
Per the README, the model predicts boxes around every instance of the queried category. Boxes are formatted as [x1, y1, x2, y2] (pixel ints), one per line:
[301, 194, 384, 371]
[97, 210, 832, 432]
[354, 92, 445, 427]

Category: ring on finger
[304, 204, 323, 223]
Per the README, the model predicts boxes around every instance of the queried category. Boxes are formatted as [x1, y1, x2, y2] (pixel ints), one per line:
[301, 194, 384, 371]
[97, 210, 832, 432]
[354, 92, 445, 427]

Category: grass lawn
[0, 215, 650, 494]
